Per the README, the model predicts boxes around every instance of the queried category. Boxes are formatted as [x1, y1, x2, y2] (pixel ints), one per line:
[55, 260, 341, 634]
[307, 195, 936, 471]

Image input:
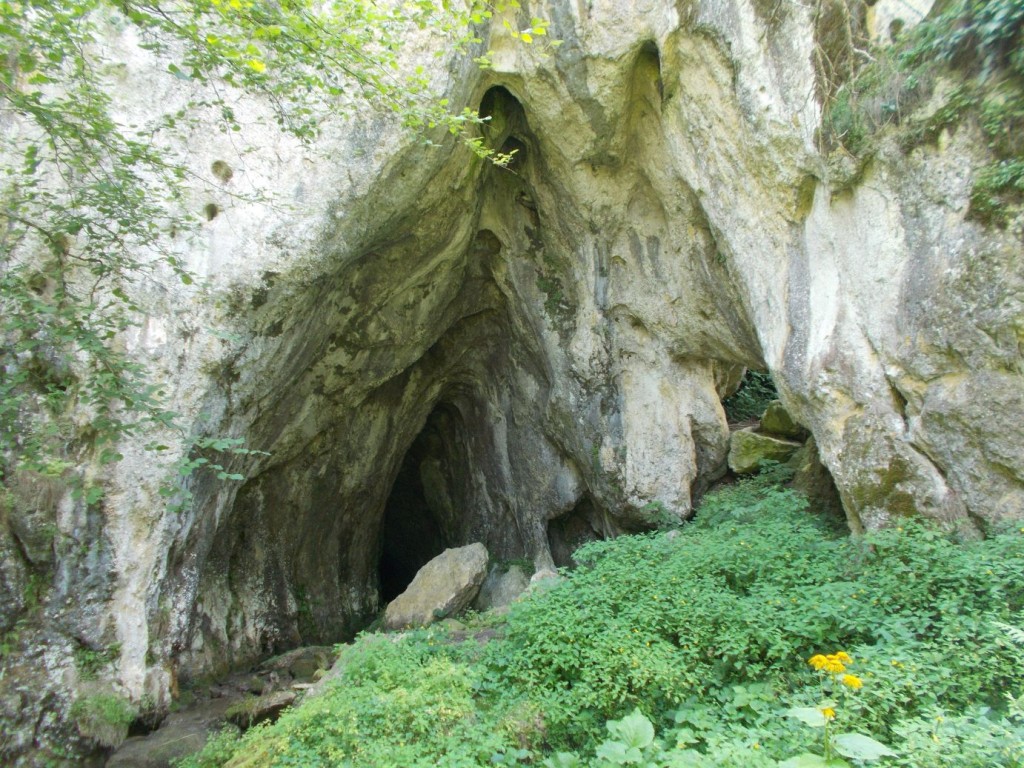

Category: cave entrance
[377, 407, 458, 603]
[547, 496, 604, 568]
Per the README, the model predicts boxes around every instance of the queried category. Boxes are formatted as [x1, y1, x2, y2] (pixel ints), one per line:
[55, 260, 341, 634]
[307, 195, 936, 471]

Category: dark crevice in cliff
[547, 495, 605, 568]
[377, 409, 452, 603]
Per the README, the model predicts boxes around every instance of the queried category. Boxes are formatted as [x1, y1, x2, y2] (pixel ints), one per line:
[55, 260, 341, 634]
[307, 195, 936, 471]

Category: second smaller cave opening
[547, 496, 605, 568]
[721, 369, 778, 424]
[377, 435, 448, 604]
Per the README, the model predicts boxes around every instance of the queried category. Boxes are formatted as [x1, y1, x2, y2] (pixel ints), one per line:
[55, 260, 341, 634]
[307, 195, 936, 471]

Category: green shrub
[180, 470, 1024, 767]
[903, 0, 1024, 79]
[890, 707, 1024, 767]
[970, 158, 1024, 224]
[172, 727, 241, 768]
[69, 693, 136, 749]
[73, 642, 120, 680]
[194, 632, 525, 768]
[722, 371, 777, 422]
[821, 0, 1024, 228]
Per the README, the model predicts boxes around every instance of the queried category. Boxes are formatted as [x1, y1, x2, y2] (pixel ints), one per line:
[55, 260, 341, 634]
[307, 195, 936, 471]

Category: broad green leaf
[833, 733, 897, 761]
[780, 755, 850, 768]
[167, 62, 190, 80]
[607, 709, 655, 749]
[786, 706, 828, 727]
[594, 740, 642, 765]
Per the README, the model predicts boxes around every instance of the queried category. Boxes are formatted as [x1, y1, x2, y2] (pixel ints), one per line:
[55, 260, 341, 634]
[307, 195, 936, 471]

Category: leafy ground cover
[179, 469, 1024, 767]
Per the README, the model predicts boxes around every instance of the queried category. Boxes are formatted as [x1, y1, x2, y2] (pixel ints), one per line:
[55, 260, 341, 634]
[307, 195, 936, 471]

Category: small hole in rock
[204, 203, 219, 221]
[211, 160, 234, 183]
[548, 496, 604, 568]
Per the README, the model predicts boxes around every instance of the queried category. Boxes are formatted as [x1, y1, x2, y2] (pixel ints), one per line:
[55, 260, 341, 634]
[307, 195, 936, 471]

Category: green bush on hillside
[178, 470, 1024, 767]
[821, 0, 1024, 224]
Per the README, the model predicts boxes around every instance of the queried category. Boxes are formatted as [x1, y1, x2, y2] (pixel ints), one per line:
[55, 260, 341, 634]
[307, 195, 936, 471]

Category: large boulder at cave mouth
[107, 699, 238, 768]
[759, 400, 805, 440]
[384, 543, 488, 630]
[728, 428, 803, 475]
[226, 690, 297, 729]
[473, 564, 530, 612]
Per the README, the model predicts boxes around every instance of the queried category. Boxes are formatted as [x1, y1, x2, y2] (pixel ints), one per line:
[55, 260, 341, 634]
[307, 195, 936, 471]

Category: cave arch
[635, 40, 664, 103]
[479, 85, 534, 167]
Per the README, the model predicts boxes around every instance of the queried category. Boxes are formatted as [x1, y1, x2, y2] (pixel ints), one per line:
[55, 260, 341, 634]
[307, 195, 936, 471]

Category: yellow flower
[824, 657, 846, 674]
[835, 651, 853, 664]
[821, 707, 836, 720]
[842, 674, 863, 690]
[809, 654, 829, 670]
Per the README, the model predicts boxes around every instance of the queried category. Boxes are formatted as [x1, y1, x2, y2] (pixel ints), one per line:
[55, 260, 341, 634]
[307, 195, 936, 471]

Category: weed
[177, 470, 1024, 767]
[171, 727, 241, 768]
[785, 651, 895, 765]
[637, 500, 677, 530]
[820, 0, 1024, 225]
[69, 693, 136, 749]
[536, 275, 567, 318]
[74, 642, 120, 681]
[969, 158, 1024, 225]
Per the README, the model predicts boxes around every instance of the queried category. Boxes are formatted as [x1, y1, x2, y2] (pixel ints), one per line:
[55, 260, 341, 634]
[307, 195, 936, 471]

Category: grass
[70, 693, 136, 749]
[176, 469, 1024, 767]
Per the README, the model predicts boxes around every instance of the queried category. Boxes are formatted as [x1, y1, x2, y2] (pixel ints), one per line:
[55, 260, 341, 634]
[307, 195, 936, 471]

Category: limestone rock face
[2, 0, 1023, 761]
[728, 429, 803, 475]
[384, 544, 489, 630]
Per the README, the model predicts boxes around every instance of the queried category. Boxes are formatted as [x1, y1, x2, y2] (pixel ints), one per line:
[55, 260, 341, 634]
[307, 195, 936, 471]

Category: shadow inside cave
[377, 405, 455, 603]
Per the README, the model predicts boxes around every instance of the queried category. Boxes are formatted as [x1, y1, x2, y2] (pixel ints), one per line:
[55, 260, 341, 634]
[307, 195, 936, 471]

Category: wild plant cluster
[822, 0, 1024, 224]
[178, 470, 1024, 767]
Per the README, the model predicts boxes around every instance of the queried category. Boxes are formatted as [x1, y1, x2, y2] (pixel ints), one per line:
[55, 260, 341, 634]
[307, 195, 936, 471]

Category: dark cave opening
[377, 410, 453, 604]
[547, 496, 604, 568]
